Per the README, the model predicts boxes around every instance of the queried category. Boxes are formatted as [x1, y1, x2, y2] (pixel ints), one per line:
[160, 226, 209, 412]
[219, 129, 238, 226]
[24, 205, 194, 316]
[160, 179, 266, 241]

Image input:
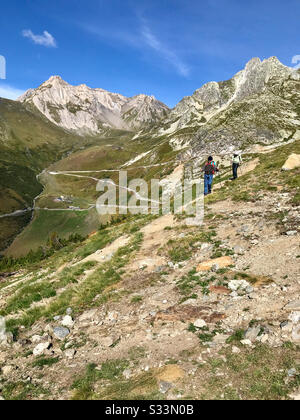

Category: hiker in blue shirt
[202, 156, 219, 196]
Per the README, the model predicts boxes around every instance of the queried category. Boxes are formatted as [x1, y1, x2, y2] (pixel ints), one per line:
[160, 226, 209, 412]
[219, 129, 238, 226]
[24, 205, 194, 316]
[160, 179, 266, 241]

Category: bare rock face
[155, 57, 299, 154]
[18, 76, 169, 134]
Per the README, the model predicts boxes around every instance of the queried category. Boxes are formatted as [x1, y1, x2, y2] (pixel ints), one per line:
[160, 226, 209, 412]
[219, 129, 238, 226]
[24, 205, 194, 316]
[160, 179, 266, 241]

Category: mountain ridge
[18, 76, 169, 134]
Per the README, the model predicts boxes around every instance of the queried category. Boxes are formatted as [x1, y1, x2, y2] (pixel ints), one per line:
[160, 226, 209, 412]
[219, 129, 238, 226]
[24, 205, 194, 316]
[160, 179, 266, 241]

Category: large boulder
[281, 154, 300, 171]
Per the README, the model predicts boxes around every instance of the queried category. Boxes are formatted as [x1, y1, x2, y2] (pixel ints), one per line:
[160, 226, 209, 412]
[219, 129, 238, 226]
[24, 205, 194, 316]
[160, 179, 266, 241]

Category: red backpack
[204, 161, 216, 175]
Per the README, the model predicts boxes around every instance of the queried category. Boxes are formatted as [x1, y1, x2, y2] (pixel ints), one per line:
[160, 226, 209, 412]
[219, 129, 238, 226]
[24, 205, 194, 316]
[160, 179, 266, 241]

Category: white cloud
[0, 84, 26, 100]
[22, 30, 57, 48]
[141, 24, 190, 77]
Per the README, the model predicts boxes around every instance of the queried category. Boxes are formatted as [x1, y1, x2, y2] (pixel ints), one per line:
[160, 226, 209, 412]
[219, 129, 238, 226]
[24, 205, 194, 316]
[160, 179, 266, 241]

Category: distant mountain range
[18, 57, 299, 154]
[18, 76, 169, 133]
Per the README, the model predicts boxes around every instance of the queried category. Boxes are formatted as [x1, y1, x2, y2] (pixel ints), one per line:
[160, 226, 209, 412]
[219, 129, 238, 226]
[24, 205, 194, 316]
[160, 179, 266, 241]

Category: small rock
[64, 341, 74, 349]
[107, 311, 119, 322]
[61, 315, 74, 328]
[285, 301, 300, 311]
[280, 321, 293, 332]
[286, 231, 297, 236]
[292, 326, 300, 343]
[287, 368, 297, 377]
[31, 334, 50, 344]
[245, 326, 261, 342]
[212, 334, 229, 344]
[31, 335, 43, 344]
[200, 243, 213, 251]
[53, 327, 70, 341]
[123, 369, 132, 380]
[233, 245, 245, 255]
[2, 365, 14, 376]
[228, 280, 250, 292]
[260, 334, 269, 344]
[240, 339, 252, 346]
[33, 342, 51, 356]
[101, 336, 114, 347]
[232, 346, 241, 354]
[78, 309, 98, 322]
[64, 349, 76, 360]
[211, 264, 219, 272]
[194, 319, 207, 328]
[240, 225, 250, 233]
[289, 391, 300, 401]
[159, 381, 173, 394]
[288, 311, 300, 324]
[66, 308, 73, 315]
[155, 266, 166, 273]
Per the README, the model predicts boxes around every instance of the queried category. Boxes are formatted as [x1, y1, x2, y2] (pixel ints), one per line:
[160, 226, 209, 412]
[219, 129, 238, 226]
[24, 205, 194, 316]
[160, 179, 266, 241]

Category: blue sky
[0, 0, 299, 107]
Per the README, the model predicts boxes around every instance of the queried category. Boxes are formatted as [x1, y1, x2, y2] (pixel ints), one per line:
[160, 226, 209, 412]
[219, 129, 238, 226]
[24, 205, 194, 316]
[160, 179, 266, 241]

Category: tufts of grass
[0, 381, 49, 400]
[5, 232, 143, 333]
[131, 295, 143, 303]
[71, 360, 129, 400]
[226, 329, 246, 344]
[32, 357, 60, 369]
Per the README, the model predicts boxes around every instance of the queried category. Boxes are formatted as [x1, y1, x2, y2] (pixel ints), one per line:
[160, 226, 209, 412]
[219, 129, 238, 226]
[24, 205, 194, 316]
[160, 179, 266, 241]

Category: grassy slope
[6, 131, 179, 256]
[0, 98, 134, 252]
[206, 139, 300, 206]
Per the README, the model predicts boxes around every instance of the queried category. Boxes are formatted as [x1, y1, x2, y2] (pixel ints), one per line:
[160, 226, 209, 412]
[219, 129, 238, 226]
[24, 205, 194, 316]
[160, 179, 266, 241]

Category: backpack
[204, 161, 216, 175]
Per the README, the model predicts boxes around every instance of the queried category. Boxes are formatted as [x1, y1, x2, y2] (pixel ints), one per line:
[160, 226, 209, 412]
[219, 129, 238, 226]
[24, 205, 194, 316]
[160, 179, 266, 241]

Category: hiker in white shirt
[232, 153, 242, 180]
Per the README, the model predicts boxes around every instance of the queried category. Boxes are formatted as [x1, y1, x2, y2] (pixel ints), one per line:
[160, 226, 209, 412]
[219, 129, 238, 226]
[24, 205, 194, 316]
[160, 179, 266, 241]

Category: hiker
[202, 156, 219, 195]
[232, 152, 242, 180]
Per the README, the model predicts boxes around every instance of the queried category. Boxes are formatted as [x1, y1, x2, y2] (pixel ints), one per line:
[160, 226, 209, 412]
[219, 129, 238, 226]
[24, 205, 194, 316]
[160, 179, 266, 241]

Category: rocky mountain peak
[160, 56, 293, 137]
[17, 78, 169, 134]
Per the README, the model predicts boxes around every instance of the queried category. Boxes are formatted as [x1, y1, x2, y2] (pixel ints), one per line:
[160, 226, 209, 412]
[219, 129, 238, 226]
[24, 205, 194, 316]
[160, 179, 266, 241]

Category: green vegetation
[160, 229, 217, 263]
[32, 357, 60, 369]
[0, 232, 85, 271]
[177, 269, 213, 297]
[4, 227, 143, 336]
[131, 295, 143, 303]
[71, 361, 161, 400]
[0, 381, 49, 400]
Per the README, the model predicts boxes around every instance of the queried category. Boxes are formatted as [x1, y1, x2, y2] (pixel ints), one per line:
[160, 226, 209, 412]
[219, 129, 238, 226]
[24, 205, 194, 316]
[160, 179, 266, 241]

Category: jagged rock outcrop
[18, 76, 169, 134]
[156, 57, 299, 154]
